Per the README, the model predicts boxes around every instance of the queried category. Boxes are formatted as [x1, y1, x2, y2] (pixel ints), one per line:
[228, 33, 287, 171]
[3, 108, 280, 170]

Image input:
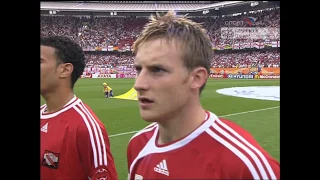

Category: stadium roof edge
[40, 1, 250, 12]
[41, 1, 278, 16]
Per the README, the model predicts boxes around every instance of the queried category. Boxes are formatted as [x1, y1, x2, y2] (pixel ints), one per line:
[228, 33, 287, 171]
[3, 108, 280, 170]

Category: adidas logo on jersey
[154, 159, 169, 176]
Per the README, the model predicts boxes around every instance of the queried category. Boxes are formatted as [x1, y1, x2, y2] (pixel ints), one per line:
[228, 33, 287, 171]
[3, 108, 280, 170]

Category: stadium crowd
[83, 49, 279, 73]
[41, 8, 280, 71]
[211, 50, 279, 68]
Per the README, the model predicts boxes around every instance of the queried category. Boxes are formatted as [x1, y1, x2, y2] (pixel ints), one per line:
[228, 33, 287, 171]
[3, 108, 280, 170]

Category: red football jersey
[41, 96, 118, 180]
[127, 111, 280, 180]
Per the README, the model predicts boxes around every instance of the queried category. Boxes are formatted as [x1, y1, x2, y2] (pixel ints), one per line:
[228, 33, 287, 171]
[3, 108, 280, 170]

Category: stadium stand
[40, 1, 280, 76]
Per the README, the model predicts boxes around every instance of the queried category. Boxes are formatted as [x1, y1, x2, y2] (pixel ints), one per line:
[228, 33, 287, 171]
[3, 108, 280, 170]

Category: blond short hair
[133, 11, 213, 93]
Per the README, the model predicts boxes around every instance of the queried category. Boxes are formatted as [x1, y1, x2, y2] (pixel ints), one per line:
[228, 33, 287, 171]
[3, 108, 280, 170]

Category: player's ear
[190, 67, 208, 90]
[59, 63, 74, 78]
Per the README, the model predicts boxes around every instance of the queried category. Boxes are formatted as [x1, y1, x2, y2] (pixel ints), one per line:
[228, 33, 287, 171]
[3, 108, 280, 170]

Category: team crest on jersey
[42, 150, 60, 169]
[134, 174, 143, 180]
[93, 168, 108, 180]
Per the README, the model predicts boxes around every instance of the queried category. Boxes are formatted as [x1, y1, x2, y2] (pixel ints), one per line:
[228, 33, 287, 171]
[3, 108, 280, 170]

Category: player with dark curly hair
[41, 36, 118, 180]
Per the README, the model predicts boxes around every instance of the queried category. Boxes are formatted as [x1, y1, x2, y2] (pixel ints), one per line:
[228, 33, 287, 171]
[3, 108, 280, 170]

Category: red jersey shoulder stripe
[205, 118, 276, 180]
[41, 96, 79, 119]
[129, 123, 158, 142]
[73, 102, 107, 168]
[143, 122, 158, 130]
[214, 118, 276, 179]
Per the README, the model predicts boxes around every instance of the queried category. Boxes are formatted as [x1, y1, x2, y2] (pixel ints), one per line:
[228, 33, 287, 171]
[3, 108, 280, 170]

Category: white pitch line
[219, 106, 279, 117]
[109, 106, 280, 138]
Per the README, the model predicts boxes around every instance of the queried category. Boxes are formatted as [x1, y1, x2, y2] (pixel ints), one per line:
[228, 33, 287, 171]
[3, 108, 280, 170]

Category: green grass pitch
[41, 78, 280, 179]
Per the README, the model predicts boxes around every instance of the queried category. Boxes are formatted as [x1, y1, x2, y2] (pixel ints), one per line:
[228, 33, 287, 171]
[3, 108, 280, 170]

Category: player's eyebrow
[148, 63, 166, 69]
[134, 63, 167, 69]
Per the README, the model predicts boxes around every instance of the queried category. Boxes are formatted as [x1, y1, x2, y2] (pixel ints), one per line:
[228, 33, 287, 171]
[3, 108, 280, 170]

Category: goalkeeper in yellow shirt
[103, 82, 114, 98]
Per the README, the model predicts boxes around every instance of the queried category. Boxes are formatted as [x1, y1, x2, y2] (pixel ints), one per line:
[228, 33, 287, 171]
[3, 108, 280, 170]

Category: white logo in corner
[154, 159, 169, 176]
[216, 86, 280, 101]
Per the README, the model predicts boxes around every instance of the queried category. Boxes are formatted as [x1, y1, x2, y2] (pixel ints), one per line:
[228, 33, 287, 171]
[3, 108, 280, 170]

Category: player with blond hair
[127, 11, 280, 180]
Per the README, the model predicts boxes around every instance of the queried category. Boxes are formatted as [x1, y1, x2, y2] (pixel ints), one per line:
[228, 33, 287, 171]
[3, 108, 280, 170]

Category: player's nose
[134, 71, 150, 92]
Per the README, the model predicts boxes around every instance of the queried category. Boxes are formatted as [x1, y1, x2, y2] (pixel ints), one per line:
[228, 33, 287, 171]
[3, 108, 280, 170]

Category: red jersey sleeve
[217, 118, 280, 179]
[127, 138, 138, 179]
[221, 148, 280, 179]
[127, 141, 132, 179]
[126, 132, 148, 180]
[76, 118, 118, 180]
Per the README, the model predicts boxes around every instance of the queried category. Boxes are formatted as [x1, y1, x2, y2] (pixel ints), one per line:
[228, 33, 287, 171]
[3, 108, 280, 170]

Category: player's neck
[42, 88, 75, 114]
[157, 101, 206, 145]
